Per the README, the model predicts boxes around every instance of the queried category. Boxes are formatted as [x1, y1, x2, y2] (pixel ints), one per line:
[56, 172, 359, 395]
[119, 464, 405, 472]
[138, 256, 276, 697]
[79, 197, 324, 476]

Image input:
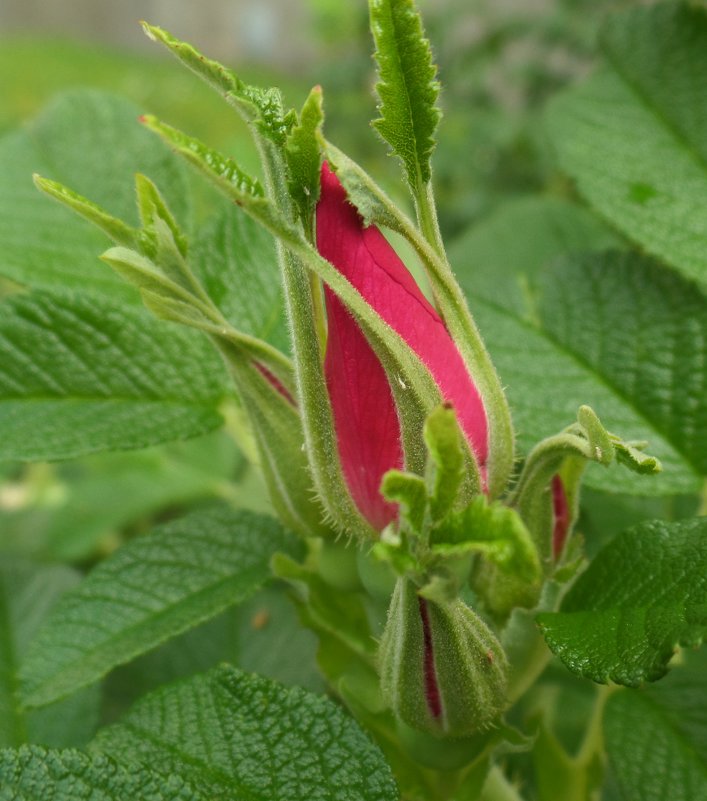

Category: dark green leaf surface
[547, 3, 707, 285]
[93, 665, 399, 801]
[0, 290, 229, 461]
[605, 650, 707, 801]
[20, 507, 303, 708]
[0, 559, 100, 749]
[0, 90, 190, 301]
[467, 250, 705, 494]
[538, 517, 707, 686]
[0, 746, 205, 801]
[369, 0, 441, 187]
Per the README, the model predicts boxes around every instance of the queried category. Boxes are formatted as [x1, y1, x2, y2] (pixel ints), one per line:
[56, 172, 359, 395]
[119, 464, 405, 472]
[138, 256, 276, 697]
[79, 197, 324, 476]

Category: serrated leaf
[0, 559, 100, 749]
[0, 90, 191, 302]
[20, 506, 303, 709]
[605, 650, 707, 801]
[92, 666, 398, 801]
[0, 746, 206, 801]
[0, 290, 229, 461]
[547, 3, 707, 285]
[465, 250, 706, 494]
[369, 0, 441, 188]
[538, 517, 707, 686]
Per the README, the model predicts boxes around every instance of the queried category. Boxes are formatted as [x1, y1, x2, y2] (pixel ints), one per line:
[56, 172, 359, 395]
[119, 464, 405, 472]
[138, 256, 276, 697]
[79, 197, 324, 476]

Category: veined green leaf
[0, 290, 229, 461]
[0, 746, 206, 801]
[0, 90, 191, 302]
[538, 517, 707, 686]
[285, 85, 324, 233]
[20, 506, 303, 708]
[92, 666, 399, 801]
[465, 250, 706, 495]
[547, 3, 707, 285]
[0, 559, 100, 749]
[604, 650, 707, 801]
[369, 0, 441, 188]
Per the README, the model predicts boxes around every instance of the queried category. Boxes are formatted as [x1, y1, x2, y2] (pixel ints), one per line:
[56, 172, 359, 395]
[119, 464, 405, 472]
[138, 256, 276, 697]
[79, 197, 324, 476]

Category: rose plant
[0, 1, 705, 800]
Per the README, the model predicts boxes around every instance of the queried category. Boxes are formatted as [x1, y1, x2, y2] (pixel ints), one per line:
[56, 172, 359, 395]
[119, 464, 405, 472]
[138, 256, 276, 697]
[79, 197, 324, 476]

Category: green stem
[480, 766, 527, 801]
[414, 177, 446, 259]
[576, 684, 615, 766]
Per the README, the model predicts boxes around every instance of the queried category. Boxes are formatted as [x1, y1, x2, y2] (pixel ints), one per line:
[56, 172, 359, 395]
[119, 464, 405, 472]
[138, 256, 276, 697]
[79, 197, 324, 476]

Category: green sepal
[379, 577, 509, 738]
[510, 404, 662, 568]
[381, 470, 428, 533]
[285, 85, 324, 236]
[368, 0, 441, 189]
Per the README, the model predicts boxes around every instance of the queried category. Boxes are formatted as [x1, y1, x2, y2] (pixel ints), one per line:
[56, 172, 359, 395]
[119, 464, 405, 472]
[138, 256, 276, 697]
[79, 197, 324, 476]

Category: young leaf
[0, 559, 100, 749]
[537, 517, 707, 686]
[92, 666, 399, 801]
[0, 290, 229, 461]
[604, 650, 707, 801]
[547, 2, 707, 285]
[0, 746, 206, 801]
[20, 506, 303, 709]
[0, 90, 190, 303]
[369, 0, 441, 189]
[464, 250, 707, 495]
[285, 85, 324, 233]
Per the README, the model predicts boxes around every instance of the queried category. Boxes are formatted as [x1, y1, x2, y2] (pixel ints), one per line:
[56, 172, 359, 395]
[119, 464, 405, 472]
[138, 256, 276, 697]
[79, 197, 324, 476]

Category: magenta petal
[324, 287, 402, 530]
[317, 163, 488, 468]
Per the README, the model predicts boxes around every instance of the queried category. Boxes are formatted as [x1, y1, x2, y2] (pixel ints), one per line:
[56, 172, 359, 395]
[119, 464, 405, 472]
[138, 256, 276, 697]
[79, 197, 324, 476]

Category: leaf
[604, 650, 707, 801]
[285, 85, 324, 232]
[20, 506, 303, 709]
[537, 517, 707, 686]
[547, 3, 707, 285]
[0, 559, 100, 749]
[92, 665, 399, 801]
[448, 195, 618, 318]
[369, 0, 441, 188]
[0, 746, 206, 801]
[465, 250, 706, 494]
[0, 90, 191, 302]
[0, 290, 230, 461]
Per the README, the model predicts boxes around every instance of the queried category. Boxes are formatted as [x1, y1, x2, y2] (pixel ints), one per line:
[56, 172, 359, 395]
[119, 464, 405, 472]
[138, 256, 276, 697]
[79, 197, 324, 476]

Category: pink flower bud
[316, 163, 488, 529]
[551, 474, 570, 560]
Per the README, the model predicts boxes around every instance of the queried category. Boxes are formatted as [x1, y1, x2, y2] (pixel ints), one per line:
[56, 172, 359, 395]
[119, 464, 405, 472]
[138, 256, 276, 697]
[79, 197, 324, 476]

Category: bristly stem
[414, 176, 446, 260]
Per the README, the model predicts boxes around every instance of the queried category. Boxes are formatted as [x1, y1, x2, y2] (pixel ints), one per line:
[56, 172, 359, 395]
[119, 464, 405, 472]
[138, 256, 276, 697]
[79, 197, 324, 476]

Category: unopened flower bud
[379, 577, 508, 738]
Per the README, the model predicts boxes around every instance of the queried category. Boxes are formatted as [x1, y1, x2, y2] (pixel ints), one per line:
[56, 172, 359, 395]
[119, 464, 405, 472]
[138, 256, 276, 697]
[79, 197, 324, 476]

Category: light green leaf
[0, 290, 229, 461]
[20, 506, 303, 709]
[0, 746, 206, 801]
[538, 517, 707, 686]
[0, 559, 100, 749]
[0, 90, 191, 302]
[605, 650, 707, 801]
[369, 0, 441, 188]
[448, 195, 618, 318]
[467, 250, 706, 494]
[547, 3, 707, 285]
[286, 85, 324, 233]
[93, 666, 398, 801]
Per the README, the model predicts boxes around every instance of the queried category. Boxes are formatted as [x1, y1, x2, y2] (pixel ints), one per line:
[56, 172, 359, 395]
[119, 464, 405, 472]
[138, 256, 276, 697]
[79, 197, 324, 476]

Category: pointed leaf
[92, 666, 399, 801]
[538, 517, 707, 686]
[286, 85, 324, 232]
[20, 506, 303, 708]
[369, 0, 441, 188]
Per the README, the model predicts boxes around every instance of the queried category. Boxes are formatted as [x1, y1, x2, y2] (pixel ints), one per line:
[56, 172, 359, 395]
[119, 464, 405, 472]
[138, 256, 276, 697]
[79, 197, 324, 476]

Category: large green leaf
[604, 650, 707, 801]
[0, 559, 100, 749]
[20, 506, 303, 709]
[547, 2, 707, 285]
[0, 89, 191, 301]
[93, 665, 399, 801]
[0, 290, 230, 461]
[0, 746, 206, 801]
[465, 250, 705, 494]
[538, 517, 707, 686]
[369, 0, 441, 188]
